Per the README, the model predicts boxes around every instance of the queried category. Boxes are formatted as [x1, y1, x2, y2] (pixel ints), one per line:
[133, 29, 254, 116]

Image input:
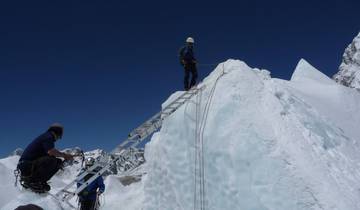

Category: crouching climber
[77, 157, 105, 210]
[16, 123, 75, 193]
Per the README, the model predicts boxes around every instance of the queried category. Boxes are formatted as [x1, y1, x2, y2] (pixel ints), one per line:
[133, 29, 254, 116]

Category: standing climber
[16, 123, 75, 193]
[179, 37, 198, 90]
[77, 157, 105, 210]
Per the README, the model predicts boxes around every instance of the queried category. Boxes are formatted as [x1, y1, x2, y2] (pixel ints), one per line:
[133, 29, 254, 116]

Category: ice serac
[291, 58, 335, 85]
[333, 32, 360, 90]
[141, 59, 360, 210]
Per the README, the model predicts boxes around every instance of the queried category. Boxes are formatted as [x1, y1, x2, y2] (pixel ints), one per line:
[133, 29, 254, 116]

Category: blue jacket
[20, 131, 55, 161]
[179, 45, 196, 63]
[77, 169, 105, 201]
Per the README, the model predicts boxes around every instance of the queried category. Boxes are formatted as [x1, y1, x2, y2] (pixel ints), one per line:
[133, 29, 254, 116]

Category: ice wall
[141, 59, 360, 210]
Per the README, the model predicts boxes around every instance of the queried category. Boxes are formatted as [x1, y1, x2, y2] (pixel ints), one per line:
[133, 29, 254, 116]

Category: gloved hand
[63, 153, 74, 161]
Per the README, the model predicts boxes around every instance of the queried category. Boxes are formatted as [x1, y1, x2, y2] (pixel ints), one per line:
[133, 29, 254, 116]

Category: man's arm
[48, 148, 74, 160]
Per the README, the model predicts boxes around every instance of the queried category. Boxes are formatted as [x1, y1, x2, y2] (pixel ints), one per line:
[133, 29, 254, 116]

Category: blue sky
[0, 0, 359, 157]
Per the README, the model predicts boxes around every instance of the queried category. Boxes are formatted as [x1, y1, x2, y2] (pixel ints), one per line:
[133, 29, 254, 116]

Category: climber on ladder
[77, 157, 105, 210]
[179, 37, 198, 91]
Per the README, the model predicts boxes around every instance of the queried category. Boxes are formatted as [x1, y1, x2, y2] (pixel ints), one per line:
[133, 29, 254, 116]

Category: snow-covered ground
[1, 58, 360, 210]
[0, 149, 144, 209]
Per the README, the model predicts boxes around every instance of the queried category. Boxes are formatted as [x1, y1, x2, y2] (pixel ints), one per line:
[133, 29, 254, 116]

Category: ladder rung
[163, 111, 175, 115]
[179, 97, 192, 100]
[164, 104, 183, 111]
[62, 189, 75, 195]
[168, 103, 183, 108]
[165, 106, 177, 110]
[87, 171, 97, 175]
[170, 101, 183, 105]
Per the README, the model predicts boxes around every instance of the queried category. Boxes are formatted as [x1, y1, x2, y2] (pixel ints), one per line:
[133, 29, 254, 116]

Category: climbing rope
[94, 192, 101, 210]
[194, 63, 227, 210]
[194, 87, 202, 210]
[100, 193, 105, 209]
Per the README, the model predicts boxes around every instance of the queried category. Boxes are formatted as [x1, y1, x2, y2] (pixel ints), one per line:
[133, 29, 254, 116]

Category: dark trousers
[184, 63, 198, 90]
[18, 156, 63, 183]
[80, 200, 96, 210]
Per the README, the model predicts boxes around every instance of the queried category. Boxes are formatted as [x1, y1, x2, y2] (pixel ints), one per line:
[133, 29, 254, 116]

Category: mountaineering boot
[41, 182, 51, 192]
[20, 181, 31, 189]
[22, 181, 50, 193]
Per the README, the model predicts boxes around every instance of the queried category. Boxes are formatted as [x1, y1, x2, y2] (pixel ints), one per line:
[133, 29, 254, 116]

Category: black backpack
[178, 46, 186, 66]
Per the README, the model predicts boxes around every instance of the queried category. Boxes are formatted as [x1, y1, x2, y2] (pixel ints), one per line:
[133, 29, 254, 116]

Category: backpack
[178, 46, 186, 66]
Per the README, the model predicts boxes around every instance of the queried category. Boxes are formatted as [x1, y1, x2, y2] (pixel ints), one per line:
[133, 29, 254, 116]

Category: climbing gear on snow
[85, 157, 95, 167]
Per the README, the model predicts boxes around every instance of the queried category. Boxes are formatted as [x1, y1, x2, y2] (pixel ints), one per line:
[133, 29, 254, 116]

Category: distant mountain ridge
[333, 32, 360, 90]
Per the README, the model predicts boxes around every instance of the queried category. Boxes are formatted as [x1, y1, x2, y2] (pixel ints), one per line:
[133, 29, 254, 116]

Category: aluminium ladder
[55, 86, 203, 205]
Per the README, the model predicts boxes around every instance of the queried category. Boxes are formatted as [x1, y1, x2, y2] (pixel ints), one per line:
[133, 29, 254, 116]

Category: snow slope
[0, 149, 144, 210]
[1, 59, 360, 210]
[333, 32, 360, 90]
[141, 59, 360, 210]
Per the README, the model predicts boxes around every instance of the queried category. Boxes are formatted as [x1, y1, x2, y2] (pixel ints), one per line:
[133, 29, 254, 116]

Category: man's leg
[80, 200, 96, 210]
[190, 64, 198, 88]
[31, 156, 63, 183]
[17, 161, 34, 184]
[184, 67, 190, 90]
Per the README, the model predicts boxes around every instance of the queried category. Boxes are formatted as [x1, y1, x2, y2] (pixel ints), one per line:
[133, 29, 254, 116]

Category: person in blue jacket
[179, 37, 198, 90]
[77, 157, 105, 210]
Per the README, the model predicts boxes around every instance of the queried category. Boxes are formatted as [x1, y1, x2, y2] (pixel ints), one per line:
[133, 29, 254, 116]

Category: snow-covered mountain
[0, 147, 145, 209]
[333, 32, 360, 90]
[1, 58, 360, 210]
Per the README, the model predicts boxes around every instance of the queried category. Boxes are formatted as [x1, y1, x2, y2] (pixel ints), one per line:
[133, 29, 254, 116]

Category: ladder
[55, 87, 203, 204]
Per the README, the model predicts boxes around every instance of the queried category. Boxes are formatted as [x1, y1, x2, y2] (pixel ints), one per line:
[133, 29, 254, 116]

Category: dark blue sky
[0, 0, 359, 157]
